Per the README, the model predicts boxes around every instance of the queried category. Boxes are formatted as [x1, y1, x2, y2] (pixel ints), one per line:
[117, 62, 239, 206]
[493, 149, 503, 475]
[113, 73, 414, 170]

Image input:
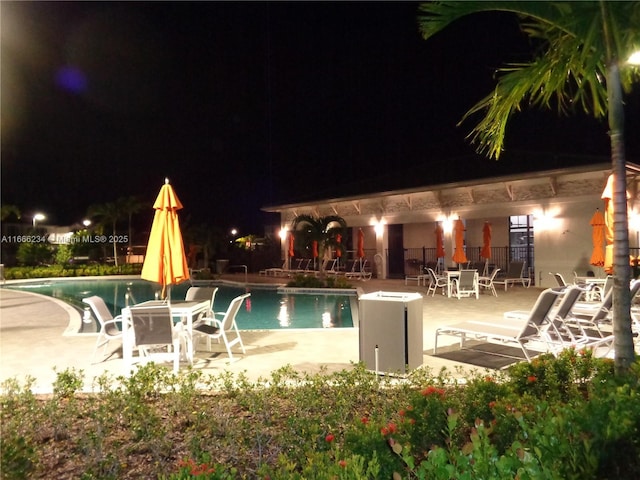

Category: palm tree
[291, 214, 347, 278]
[417, 1, 640, 373]
[117, 196, 146, 254]
[88, 201, 124, 266]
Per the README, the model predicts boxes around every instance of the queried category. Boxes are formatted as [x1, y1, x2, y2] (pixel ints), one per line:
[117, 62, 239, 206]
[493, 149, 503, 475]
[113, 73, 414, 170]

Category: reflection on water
[5, 279, 354, 330]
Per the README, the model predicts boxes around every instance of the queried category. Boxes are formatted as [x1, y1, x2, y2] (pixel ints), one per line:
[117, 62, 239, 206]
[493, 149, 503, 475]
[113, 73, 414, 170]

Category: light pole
[32, 213, 45, 228]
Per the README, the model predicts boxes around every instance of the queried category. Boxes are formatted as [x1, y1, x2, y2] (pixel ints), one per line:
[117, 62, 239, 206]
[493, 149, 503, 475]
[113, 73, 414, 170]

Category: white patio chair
[478, 268, 501, 297]
[127, 305, 186, 373]
[452, 269, 479, 299]
[192, 293, 250, 361]
[426, 268, 447, 297]
[82, 295, 125, 363]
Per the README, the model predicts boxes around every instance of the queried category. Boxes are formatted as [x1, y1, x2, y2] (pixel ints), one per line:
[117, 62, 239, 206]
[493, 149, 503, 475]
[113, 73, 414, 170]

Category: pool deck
[0, 274, 545, 393]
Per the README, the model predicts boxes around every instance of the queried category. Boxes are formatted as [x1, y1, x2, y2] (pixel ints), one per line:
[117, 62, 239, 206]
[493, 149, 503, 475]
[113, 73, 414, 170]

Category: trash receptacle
[358, 291, 423, 375]
[215, 259, 229, 274]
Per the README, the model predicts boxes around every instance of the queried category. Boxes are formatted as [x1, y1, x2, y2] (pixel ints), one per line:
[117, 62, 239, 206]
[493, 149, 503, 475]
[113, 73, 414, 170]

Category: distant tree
[417, 1, 640, 373]
[291, 214, 347, 278]
[0, 205, 21, 222]
[117, 196, 146, 253]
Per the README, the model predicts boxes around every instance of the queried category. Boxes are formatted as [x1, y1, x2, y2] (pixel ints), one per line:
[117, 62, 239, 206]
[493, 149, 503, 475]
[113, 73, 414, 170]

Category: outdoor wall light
[82, 219, 91, 227]
[371, 219, 385, 236]
[532, 207, 562, 232]
[441, 216, 454, 234]
[279, 228, 288, 240]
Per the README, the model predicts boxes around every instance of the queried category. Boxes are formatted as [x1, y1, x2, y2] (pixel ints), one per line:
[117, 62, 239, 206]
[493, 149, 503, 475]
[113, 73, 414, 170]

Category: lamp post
[32, 213, 45, 228]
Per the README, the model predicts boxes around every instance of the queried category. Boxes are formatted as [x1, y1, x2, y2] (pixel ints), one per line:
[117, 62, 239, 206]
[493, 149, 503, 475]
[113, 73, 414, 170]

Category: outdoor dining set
[404, 260, 533, 299]
[83, 286, 248, 373]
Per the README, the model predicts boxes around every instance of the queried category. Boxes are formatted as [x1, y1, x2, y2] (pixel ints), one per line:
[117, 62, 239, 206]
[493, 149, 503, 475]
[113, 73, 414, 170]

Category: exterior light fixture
[32, 213, 45, 227]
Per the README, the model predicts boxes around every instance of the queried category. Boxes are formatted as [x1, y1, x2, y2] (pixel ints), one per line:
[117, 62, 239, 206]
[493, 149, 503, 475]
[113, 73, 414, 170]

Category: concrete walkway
[0, 274, 544, 393]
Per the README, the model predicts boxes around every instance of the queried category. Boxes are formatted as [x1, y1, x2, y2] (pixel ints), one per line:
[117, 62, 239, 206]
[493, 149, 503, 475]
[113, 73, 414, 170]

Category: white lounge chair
[82, 295, 125, 363]
[192, 293, 249, 361]
[434, 288, 562, 362]
[494, 261, 531, 291]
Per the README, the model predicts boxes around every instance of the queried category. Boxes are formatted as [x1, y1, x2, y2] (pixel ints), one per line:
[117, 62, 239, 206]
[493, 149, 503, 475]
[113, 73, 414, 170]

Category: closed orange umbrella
[480, 222, 492, 259]
[452, 218, 468, 264]
[335, 233, 342, 257]
[589, 209, 605, 267]
[601, 175, 614, 274]
[288, 232, 295, 258]
[357, 228, 365, 259]
[312, 240, 319, 259]
[141, 179, 190, 299]
[435, 223, 445, 258]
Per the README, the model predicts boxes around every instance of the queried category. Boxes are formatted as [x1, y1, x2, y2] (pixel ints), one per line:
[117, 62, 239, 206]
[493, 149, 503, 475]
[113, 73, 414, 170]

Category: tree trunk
[112, 221, 119, 267]
[608, 61, 635, 374]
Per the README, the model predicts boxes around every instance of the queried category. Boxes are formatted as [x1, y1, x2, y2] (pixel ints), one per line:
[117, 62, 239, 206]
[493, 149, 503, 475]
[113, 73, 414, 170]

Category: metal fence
[401, 245, 534, 283]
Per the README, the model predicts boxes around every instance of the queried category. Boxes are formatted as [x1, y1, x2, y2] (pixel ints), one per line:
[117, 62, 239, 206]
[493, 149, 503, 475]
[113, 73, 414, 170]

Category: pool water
[4, 278, 355, 330]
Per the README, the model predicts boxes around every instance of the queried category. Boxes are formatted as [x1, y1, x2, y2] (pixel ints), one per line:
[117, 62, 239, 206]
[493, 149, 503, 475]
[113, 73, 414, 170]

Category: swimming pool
[3, 278, 356, 330]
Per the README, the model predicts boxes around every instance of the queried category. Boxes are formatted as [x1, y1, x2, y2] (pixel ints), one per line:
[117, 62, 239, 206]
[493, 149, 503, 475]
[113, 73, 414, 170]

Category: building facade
[264, 162, 640, 289]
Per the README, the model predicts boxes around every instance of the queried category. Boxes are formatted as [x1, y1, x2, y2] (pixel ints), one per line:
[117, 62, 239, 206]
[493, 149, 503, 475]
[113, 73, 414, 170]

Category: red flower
[387, 422, 397, 434]
[380, 426, 389, 436]
[338, 460, 347, 468]
[527, 375, 537, 383]
[361, 416, 369, 424]
[325, 433, 335, 443]
[398, 409, 406, 416]
[488, 401, 496, 409]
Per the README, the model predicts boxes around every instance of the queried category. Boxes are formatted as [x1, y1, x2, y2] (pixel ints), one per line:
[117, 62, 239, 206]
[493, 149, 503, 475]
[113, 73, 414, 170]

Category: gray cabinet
[358, 292, 423, 375]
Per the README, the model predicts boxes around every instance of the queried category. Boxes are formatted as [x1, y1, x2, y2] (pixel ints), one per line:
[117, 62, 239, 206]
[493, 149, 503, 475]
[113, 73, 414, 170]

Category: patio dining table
[121, 299, 210, 371]
[445, 271, 459, 298]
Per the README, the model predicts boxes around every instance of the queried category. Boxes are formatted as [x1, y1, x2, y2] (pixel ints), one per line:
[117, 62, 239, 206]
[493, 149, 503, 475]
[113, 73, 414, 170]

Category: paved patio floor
[0, 274, 545, 393]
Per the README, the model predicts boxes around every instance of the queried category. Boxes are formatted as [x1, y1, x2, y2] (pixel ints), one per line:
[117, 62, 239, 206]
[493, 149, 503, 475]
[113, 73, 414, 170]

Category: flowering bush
[1, 357, 638, 479]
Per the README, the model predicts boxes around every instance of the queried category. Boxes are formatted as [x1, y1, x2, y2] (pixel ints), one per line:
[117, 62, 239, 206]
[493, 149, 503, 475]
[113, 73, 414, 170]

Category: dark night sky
[2, 2, 638, 236]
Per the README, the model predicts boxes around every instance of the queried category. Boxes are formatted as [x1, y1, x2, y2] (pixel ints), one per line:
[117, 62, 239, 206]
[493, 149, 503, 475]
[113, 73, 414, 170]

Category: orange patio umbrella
[357, 228, 365, 259]
[480, 221, 492, 259]
[601, 175, 614, 274]
[452, 218, 468, 265]
[435, 223, 445, 258]
[141, 178, 190, 299]
[589, 209, 605, 267]
[312, 240, 319, 259]
[288, 231, 295, 258]
[335, 233, 342, 258]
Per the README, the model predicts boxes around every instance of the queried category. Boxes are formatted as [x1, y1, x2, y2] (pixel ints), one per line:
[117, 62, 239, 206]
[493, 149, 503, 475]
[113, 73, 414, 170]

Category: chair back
[517, 289, 560, 339]
[488, 268, 501, 281]
[458, 269, 477, 288]
[219, 293, 251, 331]
[129, 305, 174, 347]
[83, 295, 114, 323]
[506, 261, 525, 278]
[185, 286, 218, 317]
[553, 286, 583, 321]
[551, 272, 567, 287]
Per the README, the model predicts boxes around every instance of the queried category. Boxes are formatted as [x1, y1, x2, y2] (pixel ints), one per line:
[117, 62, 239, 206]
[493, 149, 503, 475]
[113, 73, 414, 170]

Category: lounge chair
[259, 260, 287, 277]
[405, 265, 428, 286]
[192, 292, 249, 361]
[452, 269, 479, 299]
[494, 261, 531, 291]
[478, 268, 501, 297]
[550, 272, 568, 288]
[345, 259, 373, 281]
[434, 288, 562, 362]
[127, 305, 186, 372]
[82, 295, 125, 363]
